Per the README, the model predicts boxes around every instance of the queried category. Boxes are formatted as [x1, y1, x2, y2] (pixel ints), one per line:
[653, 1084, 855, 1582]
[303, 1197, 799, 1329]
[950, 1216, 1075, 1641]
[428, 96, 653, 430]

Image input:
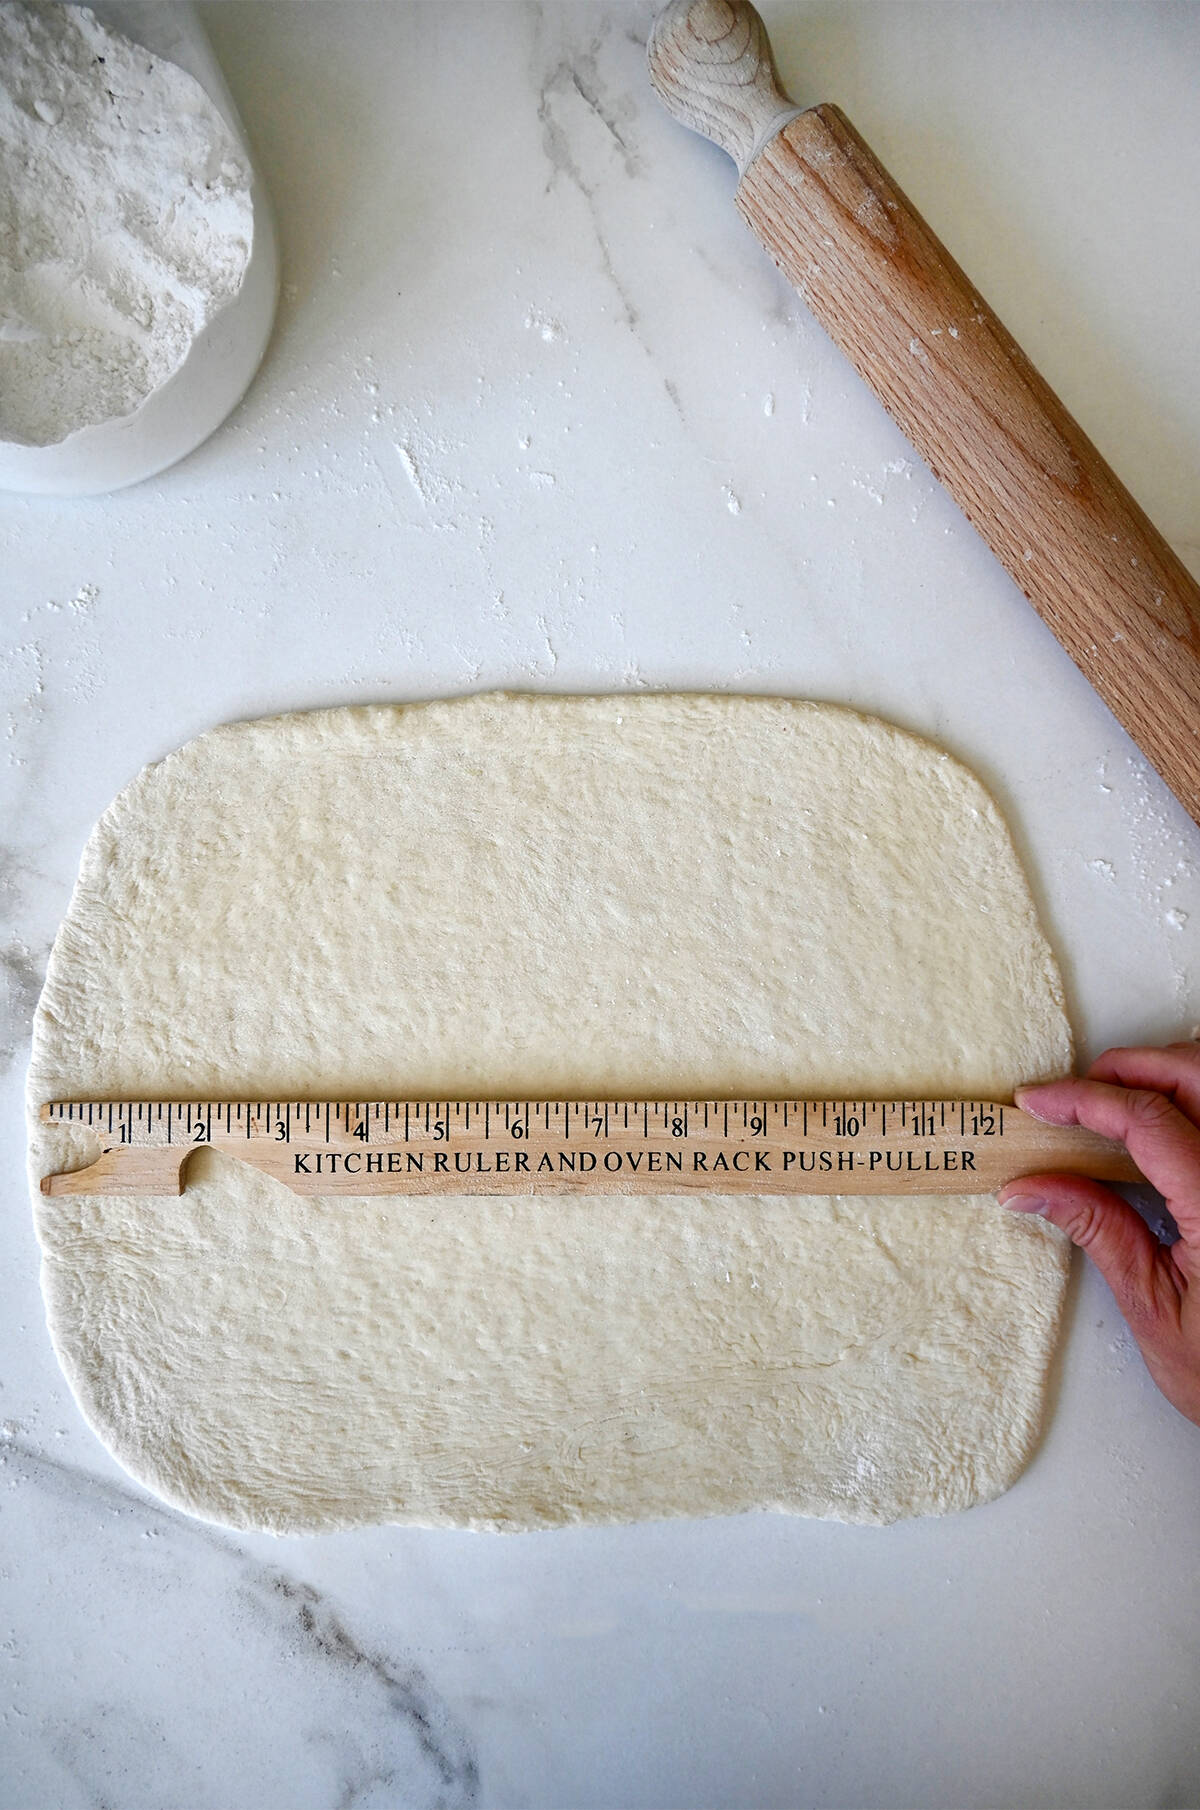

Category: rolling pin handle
[647, 0, 803, 176]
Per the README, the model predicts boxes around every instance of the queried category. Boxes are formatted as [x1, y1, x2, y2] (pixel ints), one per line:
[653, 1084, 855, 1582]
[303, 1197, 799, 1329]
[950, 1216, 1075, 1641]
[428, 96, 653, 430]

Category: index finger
[1086, 1043, 1200, 1123]
[1015, 1076, 1200, 1245]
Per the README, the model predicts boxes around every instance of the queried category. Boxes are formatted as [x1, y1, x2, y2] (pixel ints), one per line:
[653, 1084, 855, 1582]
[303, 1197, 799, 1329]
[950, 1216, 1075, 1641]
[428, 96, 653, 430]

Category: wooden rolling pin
[648, 0, 1200, 826]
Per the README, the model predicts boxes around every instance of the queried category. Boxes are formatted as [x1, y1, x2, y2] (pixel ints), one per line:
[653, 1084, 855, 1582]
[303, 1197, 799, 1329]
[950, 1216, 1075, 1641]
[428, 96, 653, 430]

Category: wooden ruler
[39, 1097, 1143, 1198]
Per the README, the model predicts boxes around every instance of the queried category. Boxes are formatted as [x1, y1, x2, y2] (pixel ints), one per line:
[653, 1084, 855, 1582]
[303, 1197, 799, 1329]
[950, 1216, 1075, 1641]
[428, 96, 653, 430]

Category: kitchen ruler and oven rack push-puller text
[39, 1096, 1144, 1197]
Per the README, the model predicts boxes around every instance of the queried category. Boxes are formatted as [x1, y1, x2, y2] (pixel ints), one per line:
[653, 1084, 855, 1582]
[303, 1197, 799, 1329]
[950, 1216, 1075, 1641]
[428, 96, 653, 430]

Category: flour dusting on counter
[0, 1, 253, 447]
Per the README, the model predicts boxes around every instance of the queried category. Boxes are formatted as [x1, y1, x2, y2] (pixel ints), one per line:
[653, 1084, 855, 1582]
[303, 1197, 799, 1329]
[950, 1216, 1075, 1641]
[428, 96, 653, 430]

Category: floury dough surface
[0, 2, 252, 446]
[28, 695, 1073, 1533]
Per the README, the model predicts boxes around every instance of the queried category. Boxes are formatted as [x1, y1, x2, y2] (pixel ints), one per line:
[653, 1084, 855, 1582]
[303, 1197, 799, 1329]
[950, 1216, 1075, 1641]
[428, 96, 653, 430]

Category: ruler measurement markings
[38, 1094, 1143, 1197]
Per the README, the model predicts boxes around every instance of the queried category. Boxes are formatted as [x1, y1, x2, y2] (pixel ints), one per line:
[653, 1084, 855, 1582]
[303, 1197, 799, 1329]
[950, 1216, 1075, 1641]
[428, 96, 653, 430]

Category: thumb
[1000, 1175, 1163, 1333]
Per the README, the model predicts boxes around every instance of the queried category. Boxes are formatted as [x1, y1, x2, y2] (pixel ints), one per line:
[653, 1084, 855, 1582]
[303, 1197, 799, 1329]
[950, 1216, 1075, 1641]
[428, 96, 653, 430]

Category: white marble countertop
[3, 4, 1200, 1806]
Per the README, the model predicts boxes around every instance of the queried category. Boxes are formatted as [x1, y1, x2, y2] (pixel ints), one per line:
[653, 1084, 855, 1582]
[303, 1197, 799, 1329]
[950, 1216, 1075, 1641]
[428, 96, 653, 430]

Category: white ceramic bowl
[0, 1, 278, 497]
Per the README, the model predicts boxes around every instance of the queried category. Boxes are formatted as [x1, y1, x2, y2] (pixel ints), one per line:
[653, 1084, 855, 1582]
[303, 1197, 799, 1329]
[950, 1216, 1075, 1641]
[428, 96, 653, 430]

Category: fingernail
[1000, 1194, 1050, 1215]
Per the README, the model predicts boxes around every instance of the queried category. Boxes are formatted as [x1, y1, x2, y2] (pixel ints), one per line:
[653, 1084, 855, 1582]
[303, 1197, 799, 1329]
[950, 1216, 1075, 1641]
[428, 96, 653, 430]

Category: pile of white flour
[0, 2, 253, 447]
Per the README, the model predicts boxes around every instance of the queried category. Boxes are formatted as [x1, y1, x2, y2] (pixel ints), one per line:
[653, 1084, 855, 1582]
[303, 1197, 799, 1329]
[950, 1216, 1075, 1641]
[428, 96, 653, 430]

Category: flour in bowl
[0, 2, 253, 447]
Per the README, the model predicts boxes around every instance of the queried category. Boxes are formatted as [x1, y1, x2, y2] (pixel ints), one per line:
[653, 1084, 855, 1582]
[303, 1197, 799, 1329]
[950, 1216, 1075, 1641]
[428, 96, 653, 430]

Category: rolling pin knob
[646, 0, 802, 175]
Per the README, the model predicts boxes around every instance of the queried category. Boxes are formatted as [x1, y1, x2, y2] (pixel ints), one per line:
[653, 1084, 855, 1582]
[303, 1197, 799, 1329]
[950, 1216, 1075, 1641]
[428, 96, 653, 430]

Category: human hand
[1000, 1043, 1200, 1429]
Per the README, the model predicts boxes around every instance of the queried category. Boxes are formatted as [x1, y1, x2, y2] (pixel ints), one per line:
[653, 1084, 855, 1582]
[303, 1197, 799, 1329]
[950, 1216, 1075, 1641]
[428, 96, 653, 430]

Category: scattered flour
[0, 1, 253, 447]
[524, 307, 564, 344]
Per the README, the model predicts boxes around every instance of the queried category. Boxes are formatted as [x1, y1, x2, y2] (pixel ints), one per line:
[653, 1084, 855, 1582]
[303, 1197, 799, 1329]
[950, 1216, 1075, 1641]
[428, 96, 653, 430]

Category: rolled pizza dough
[28, 694, 1072, 1532]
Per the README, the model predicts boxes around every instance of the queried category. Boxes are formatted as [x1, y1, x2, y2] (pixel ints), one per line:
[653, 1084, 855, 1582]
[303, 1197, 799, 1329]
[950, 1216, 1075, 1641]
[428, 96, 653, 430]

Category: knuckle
[1056, 1197, 1105, 1250]
[1126, 1088, 1178, 1132]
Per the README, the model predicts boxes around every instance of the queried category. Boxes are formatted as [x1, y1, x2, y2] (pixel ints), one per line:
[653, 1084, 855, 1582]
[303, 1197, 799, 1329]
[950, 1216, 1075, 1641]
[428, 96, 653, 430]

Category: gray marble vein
[533, 8, 648, 334]
[0, 932, 44, 1077]
[4, 4, 1200, 1807]
[3, 1443, 479, 1810]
